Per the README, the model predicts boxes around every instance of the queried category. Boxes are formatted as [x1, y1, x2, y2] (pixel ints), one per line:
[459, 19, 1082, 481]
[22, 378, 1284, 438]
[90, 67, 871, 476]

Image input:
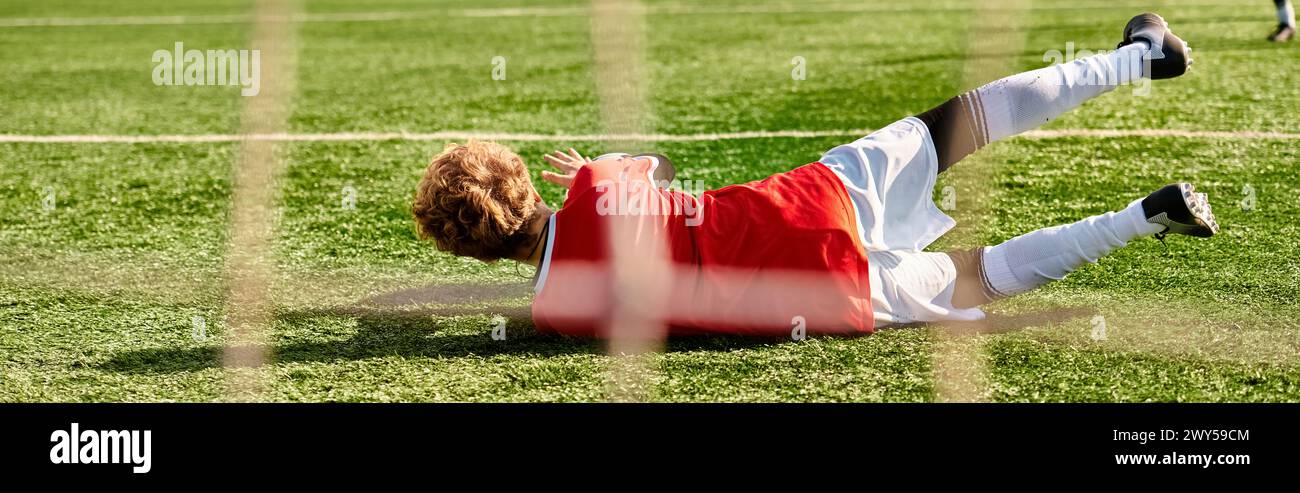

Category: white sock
[1281, 0, 1297, 27]
[968, 42, 1148, 146]
[980, 198, 1164, 297]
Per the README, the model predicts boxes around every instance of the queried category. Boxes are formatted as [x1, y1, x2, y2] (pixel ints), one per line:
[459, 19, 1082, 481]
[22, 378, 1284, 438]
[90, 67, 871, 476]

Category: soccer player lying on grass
[411, 13, 1219, 337]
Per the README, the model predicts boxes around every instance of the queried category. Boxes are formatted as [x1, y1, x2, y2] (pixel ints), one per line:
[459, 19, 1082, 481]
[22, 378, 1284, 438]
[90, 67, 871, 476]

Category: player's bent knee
[946, 247, 995, 309]
[916, 95, 982, 173]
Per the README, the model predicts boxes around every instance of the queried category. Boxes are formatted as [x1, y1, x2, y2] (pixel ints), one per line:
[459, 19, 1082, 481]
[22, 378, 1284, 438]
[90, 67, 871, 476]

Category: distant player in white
[1271, 0, 1296, 41]
[819, 13, 1219, 326]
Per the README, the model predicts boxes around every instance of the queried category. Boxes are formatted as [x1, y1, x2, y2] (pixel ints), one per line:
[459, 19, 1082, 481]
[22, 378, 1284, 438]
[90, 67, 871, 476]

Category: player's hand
[541, 148, 591, 189]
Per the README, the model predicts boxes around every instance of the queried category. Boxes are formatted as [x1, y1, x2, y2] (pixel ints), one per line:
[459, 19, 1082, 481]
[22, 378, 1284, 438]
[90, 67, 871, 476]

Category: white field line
[1, 128, 1297, 144]
[1027, 129, 1300, 140]
[0, 1, 1251, 28]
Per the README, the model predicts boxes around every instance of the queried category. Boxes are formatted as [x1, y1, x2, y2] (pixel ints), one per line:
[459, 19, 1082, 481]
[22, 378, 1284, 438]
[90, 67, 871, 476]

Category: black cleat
[1269, 24, 1295, 42]
[1141, 183, 1219, 239]
[1117, 13, 1192, 80]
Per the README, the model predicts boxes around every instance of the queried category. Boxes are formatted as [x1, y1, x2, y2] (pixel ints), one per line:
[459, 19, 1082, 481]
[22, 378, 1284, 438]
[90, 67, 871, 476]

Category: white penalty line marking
[1, 129, 1298, 144]
[0, 10, 581, 27]
[0, 1, 1250, 27]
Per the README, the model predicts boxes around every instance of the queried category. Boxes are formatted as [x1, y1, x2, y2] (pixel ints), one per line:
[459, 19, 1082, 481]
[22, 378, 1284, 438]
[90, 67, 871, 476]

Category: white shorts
[820, 117, 986, 328]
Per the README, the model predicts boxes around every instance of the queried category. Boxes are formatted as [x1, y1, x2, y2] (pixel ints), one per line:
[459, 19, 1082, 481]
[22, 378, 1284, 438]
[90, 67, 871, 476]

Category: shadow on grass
[880, 306, 1099, 335]
[360, 282, 534, 306]
[97, 304, 581, 374]
[97, 296, 1097, 374]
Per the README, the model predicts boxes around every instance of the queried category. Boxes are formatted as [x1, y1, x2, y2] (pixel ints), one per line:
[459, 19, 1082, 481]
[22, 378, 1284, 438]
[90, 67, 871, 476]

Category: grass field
[1, 0, 1298, 402]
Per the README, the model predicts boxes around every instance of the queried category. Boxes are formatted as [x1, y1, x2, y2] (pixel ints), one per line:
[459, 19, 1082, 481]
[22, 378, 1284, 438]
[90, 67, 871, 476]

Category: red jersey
[531, 157, 872, 337]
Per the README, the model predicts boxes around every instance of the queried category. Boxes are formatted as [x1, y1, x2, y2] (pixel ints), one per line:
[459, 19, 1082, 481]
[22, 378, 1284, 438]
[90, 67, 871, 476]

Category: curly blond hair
[412, 141, 538, 261]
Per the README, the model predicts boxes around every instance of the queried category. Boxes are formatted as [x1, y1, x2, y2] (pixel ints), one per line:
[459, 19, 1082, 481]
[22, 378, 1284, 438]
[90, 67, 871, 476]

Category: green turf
[1, 0, 1297, 402]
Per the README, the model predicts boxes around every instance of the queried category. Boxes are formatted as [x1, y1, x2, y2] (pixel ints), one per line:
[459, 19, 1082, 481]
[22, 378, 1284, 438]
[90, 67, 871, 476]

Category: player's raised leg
[948, 183, 1219, 309]
[920, 13, 1193, 173]
[1271, 0, 1297, 42]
